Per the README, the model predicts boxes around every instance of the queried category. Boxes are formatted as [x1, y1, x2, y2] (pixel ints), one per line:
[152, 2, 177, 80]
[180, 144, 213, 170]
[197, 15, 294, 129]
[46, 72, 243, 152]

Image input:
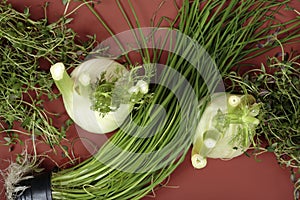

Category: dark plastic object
[16, 172, 52, 200]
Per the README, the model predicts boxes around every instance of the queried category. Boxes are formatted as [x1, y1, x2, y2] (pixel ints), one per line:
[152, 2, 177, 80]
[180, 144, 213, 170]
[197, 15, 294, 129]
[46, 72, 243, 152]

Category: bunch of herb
[225, 41, 300, 199]
[0, 0, 95, 147]
[91, 65, 155, 117]
[50, 0, 300, 199]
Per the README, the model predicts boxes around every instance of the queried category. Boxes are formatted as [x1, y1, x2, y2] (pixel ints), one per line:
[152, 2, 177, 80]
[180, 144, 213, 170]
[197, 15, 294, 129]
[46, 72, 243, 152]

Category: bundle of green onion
[50, 0, 300, 199]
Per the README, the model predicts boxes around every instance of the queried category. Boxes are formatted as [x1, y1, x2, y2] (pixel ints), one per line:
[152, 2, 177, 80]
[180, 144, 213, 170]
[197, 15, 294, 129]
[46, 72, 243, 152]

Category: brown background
[1, 1, 300, 199]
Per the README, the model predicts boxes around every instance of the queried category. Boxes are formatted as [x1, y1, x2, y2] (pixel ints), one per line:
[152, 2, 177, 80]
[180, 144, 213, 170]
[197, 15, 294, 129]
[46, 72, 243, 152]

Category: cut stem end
[191, 154, 207, 169]
[50, 62, 65, 81]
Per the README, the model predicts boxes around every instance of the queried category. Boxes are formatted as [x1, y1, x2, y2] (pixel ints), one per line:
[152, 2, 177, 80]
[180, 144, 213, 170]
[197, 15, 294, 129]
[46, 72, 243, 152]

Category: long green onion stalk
[51, 0, 300, 199]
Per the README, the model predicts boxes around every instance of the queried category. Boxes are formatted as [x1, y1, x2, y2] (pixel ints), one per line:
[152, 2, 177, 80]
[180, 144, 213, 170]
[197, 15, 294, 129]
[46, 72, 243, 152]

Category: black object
[16, 172, 52, 200]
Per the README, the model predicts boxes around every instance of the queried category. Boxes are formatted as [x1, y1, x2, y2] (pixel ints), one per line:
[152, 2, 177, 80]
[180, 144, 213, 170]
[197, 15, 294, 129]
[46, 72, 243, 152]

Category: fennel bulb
[50, 57, 151, 134]
[192, 93, 260, 169]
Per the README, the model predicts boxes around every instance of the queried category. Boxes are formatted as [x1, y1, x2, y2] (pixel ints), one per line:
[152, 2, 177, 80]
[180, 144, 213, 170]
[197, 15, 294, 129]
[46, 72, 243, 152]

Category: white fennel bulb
[50, 58, 134, 134]
[191, 92, 261, 169]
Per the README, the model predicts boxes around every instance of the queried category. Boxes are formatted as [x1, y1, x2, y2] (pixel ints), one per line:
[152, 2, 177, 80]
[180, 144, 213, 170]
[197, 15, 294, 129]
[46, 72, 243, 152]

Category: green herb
[91, 71, 119, 114]
[0, 0, 95, 147]
[91, 66, 154, 117]
[225, 41, 300, 200]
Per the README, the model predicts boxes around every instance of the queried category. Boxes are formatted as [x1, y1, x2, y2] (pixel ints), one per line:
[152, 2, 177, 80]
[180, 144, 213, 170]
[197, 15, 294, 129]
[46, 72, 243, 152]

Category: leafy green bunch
[91, 64, 154, 117]
[0, 0, 95, 146]
[226, 45, 300, 199]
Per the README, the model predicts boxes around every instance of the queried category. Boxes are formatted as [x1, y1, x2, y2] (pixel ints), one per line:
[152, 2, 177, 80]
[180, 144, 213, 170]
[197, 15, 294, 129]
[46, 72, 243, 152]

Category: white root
[0, 152, 43, 200]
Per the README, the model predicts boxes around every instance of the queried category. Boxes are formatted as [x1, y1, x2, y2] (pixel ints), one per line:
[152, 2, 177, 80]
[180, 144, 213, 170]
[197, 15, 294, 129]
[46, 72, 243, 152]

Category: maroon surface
[1, 1, 299, 200]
